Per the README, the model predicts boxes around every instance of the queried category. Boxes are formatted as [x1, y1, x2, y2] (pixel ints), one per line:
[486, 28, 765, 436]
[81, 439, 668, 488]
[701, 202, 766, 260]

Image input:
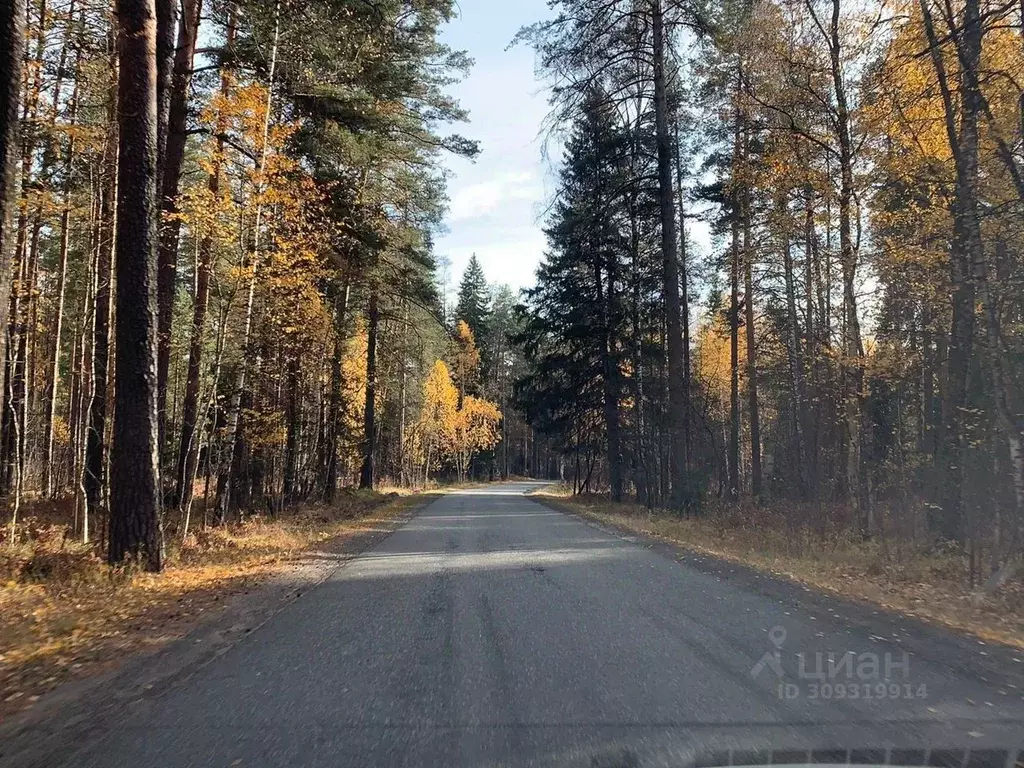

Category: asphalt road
[72, 482, 1024, 767]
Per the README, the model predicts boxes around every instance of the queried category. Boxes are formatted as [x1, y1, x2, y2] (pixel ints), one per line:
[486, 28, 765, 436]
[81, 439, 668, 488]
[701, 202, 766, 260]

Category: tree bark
[157, 0, 200, 454]
[43, 82, 79, 499]
[826, 0, 869, 534]
[108, 0, 163, 571]
[674, 121, 692, 466]
[85, 47, 118, 542]
[741, 118, 761, 498]
[651, 0, 691, 509]
[359, 289, 378, 490]
[919, 0, 972, 542]
[729, 89, 742, 499]
[597, 258, 623, 502]
[282, 354, 299, 505]
[323, 278, 349, 501]
[43, 54, 82, 498]
[174, 8, 227, 512]
[0, 0, 24, 430]
[173, 215, 213, 511]
[780, 193, 808, 497]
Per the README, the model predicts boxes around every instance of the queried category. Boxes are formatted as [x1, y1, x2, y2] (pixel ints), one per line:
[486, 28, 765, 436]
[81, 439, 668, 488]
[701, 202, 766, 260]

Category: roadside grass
[0, 488, 433, 716]
[534, 487, 1024, 650]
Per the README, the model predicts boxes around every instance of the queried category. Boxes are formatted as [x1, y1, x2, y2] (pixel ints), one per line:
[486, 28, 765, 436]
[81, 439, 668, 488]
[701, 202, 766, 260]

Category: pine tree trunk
[0, 0, 24, 441]
[323, 278, 349, 501]
[85, 86, 116, 535]
[674, 121, 692, 466]
[651, 0, 690, 509]
[173, 217, 213, 511]
[108, 0, 162, 571]
[596, 260, 623, 502]
[728, 98, 741, 499]
[3, 0, 46, 501]
[954, 0, 1024, 580]
[174, 9, 228, 511]
[803, 183, 820, 499]
[827, 0, 869, 535]
[359, 289, 378, 490]
[398, 299, 409, 487]
[741, 120, 761, 498]
[282, 354, 299, 506]
[43, 36, 83, 498]
[157, 0, 199, 454]
[780, 193, 808, 497]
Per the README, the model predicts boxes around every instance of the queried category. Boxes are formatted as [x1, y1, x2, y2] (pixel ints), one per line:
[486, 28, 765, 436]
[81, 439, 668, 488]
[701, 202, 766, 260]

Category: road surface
[71, 482, 1024, 767]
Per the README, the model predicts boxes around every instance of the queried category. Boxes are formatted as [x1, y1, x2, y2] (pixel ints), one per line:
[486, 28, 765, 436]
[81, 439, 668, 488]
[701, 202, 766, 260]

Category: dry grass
[536, 488, 1024, 650]
[0, 489, 429, 716]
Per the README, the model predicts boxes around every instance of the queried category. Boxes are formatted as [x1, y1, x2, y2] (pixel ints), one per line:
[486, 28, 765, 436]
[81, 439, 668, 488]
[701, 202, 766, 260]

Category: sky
[434, 0, 556, 296]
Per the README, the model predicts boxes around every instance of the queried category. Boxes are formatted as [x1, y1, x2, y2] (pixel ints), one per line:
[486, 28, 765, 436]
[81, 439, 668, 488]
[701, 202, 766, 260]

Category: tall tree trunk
[651, 0, 691, 509]
[674, 121, 692, 464]
[398, 298, 409, 487]
[359, 288, 378, 490]
[108, 0, 162, 571]
[920, 0, 972, 542]
[174, 11, 228, 512]
[85, 74, 117, 537]
[828, 0, 869, 535]
[741, 120, 761, 498]
[628, 191, 649, 505]
[0, 0, 24, 441]
[43, 22, 84, 498]
[597, 259, 623, 502]
[323, 278, 349, 501]
[282, 353, 299, 505]
[803, 183, 819, 498]
[947, 0, 1024, 584]
[173, 225, 212, 510]
[157, 0, 200, 455]
[4, 0, 46, 500]
[217, 3, 278, 520]
[780, 193, 808, 497]
[728, 96, 741, 499]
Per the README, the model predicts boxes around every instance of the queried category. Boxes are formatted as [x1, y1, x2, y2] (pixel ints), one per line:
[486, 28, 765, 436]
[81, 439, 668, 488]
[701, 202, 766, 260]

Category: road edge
[0, 493, 438, 768]
[529, 491, 1024, 693]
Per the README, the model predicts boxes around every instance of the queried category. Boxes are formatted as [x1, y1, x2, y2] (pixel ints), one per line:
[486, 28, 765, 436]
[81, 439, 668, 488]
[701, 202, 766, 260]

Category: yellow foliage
[340, 327, 371, 472]
[451, 396, 502, 482]
[451, 320, 481, 398]
[419, 360, 459, 478]
[417, 359, 501, 481]
[695, 313, 738, 416]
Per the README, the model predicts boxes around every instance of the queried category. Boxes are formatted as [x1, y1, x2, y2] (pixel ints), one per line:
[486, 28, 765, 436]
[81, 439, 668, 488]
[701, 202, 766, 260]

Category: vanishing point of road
[70, 482, 1024, 767]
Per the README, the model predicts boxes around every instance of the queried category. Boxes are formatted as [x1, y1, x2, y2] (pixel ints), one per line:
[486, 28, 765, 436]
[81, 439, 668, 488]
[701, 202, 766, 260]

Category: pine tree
[455, 254, 491, 343]
[515, 94, 629, 500]
[108, 0, 162, 570]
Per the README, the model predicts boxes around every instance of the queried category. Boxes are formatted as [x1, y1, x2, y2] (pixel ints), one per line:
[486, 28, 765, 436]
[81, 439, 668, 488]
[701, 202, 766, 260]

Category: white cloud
[448, 171, 541, 222]
[443, 230, 547, 291]
[435, 0, 557, 291]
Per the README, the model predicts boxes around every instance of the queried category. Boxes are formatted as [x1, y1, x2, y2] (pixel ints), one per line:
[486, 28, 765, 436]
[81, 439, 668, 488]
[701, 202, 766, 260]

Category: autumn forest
[0, 0, 1022, 597]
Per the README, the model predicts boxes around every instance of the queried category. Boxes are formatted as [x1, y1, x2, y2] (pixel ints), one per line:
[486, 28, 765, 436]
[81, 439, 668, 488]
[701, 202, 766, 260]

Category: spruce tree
[456, 254, 491, 342]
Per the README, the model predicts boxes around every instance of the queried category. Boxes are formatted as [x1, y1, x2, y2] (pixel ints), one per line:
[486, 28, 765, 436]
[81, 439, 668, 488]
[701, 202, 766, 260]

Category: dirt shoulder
[533, 490, 1024, 652]
[0, 489, 436, 741]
